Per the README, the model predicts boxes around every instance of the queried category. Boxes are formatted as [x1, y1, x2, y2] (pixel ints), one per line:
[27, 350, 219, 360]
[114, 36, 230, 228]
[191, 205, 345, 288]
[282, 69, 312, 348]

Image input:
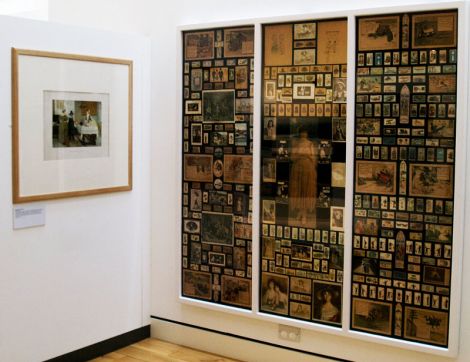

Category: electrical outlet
[278, 324, 301, 342]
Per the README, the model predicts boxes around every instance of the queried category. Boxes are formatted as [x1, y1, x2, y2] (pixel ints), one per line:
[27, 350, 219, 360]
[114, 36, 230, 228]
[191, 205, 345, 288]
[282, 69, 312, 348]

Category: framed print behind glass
[12, 49, 133, 203]
[182, 27, 254, 309]
[260, 18, 348, 326]
[352, 10, 458, 347]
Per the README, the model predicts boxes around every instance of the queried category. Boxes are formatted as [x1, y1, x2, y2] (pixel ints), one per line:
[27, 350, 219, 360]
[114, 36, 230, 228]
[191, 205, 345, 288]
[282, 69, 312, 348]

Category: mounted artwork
[352, 10, 458, 347]
[182, 27, 254, 309]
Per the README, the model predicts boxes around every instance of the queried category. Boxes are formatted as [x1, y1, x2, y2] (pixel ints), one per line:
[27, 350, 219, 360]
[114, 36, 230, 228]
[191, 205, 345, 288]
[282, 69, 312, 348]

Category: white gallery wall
[0, 14, 151, 362]
[45, 0, 469, 361]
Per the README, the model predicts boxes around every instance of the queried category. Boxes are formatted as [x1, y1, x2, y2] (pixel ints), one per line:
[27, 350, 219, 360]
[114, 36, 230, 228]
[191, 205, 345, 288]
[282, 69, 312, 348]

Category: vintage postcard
[233, 247, 246, 270]
[404, 307, 448, 345]
[210, 131, 228, 146]
[330, 206, 344, 231]
[234, 223, 252, 240]
[354, 217, 379, 236]
[183, 219, 200, 234]
[429, 74, 457, 94]
[332, 162, 346, 187]
[235, 123, 248, 146]
[264, 80, 276, 102]
[224, 27, 254, 57]
[425, 224, 452, 243]
[294, 49, 315, 65]
[190, 189, 202, 211]
[291, 243, 312, 261]
[185, 100, 202, 115]
[236, 98, 253, 114]
[329, 245, 344, 270]
[352, 256, 379, 276]
[184, 154, 213, 182]
[208, 252, 226, 266]
[201, 212, 233, 245]
[357, 76, 382, 94]
[423, 265, 450, 286]
[358, 16, 400, 51]
[262, 237, 276, 260]
[412, 12, 457, 48]
[409, 164, 453, 198]
[294, 22, 316, 40]
[209, 67, 228, 82]
[221, 275, 251, 307]
[428, 119, 455, 138]
[262, 199, 276, 224]
[182, 269, 212, 300]
[235, 65, 249, 89]
[190, 123, 203, 145]
[224, 155, 253, 184]
[352, 299, 392, 335]
[332, 78, 347, 103]
[356, 161, 397, 195]
[185, 31, 214, 60]
[233, 192, 248, 216]
[262, 158, 276, 183]
[261, 272, 289, 315]
[190, 243, 201, 264]
[202, 90, 234, 122]
[317, 20, 347, 64]
[290, 277, 312, 294]
[356, 118, 381, 136]
[263, 117, 276, 141]
[264, 24, 293, 66]
[313, 282, 342, 325]
[290, 302, 311, 320]
[293, 83, 315, 100]
[332, 117, 346, 142]
[191, 68, 203, 91]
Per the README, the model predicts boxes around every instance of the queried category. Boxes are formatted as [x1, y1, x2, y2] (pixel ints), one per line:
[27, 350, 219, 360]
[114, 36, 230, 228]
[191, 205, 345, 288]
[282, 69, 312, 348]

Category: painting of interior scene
[52, 100, 102, 147]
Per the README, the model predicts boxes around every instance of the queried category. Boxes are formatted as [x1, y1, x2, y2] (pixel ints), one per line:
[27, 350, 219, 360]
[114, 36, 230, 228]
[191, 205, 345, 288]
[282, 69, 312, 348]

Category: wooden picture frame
[12, 48, 133, 203]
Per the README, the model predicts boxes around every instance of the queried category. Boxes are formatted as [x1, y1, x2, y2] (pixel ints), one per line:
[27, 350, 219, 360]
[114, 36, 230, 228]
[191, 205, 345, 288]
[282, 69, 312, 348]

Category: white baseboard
[150, 317, 337, 362]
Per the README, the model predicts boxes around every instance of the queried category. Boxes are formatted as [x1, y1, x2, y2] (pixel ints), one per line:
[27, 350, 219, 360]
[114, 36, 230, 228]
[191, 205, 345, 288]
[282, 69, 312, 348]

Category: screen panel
[351, 10, 458, 347]
[260, 19, 348, 326]
[182, 27, 254, 309]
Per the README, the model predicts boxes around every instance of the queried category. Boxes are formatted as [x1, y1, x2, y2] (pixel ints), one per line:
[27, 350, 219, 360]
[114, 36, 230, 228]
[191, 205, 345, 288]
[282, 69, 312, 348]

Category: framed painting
[12, 48, 132, 203]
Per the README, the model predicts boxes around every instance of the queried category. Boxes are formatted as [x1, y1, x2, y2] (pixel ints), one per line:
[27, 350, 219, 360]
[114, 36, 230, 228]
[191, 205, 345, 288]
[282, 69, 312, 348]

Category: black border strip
[45, 325, 150, 362]
[151, 315, 351, 361]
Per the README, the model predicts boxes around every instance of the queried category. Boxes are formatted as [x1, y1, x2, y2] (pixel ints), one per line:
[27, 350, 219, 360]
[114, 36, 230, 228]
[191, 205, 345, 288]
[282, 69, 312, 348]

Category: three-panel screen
[181, 9, 458, 348]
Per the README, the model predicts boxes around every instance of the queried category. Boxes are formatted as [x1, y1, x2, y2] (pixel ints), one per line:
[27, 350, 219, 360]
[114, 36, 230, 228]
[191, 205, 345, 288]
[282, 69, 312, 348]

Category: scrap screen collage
[181, 8, 458, 349]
